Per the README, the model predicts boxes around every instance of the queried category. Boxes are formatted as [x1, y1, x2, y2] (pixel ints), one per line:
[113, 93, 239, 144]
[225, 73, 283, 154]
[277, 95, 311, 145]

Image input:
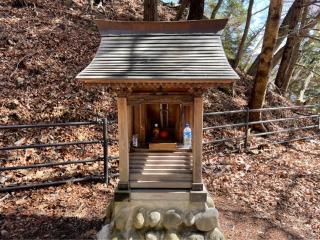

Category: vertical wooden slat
[133, 105, 140, 136]
[140, 104, 147, 146]
[192, 97, 203, 190]
[117, 97, 129, 189]
[128, 105, 133, 145]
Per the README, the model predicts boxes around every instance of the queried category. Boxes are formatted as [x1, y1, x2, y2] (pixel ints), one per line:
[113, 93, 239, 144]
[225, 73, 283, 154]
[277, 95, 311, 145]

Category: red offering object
[159, 130, 169, 139]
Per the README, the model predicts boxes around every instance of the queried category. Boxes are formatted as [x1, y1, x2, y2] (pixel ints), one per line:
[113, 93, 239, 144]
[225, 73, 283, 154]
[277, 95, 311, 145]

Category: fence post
[102, 118, 109, 184]
[244, 107, 250, 152]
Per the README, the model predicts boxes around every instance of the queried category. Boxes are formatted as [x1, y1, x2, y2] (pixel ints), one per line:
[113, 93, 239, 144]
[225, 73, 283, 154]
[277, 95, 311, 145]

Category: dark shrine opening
[145, 103, 181, 144]
[131, 102, 193, 150]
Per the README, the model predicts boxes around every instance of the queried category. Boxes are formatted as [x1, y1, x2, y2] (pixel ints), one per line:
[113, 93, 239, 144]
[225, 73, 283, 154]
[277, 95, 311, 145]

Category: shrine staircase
[129, 151, 193, 189]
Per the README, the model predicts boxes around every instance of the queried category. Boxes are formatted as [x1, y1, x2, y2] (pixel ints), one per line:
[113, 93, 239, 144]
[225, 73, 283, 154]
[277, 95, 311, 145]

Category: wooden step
[130, 173, 192, 181]
[130, 169, 192, 174]
[130, 155, 192, 160]
[130, 152, 192, 157]
[130, 159, 192, 164]
[130, 180, 192, 189]
[130, 164, 192, 170]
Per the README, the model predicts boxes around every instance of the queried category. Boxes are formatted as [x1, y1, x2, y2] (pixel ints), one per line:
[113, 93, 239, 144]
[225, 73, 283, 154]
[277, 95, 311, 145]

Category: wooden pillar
[117, 97, 129, 190]
[192, 97, 203, 191]
[128, 105, 133, 144]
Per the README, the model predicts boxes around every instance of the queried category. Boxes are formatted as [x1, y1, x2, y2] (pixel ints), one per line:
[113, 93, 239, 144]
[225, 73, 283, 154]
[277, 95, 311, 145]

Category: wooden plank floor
[129, 151, 193, 188]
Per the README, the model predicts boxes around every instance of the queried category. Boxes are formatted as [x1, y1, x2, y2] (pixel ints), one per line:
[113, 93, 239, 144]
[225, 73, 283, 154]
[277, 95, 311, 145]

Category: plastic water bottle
[183, 123, 192, 148]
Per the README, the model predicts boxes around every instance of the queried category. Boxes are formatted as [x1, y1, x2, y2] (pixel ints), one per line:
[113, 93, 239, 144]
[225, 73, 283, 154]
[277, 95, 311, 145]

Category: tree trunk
[175, 0, 189, 20]
[280, 2, 309, 90]
[234, 0, 254, 69]
[249, 0, 283, 131]
[247, 1, 296, 76]
[144, 0, 158, 21]
[274, 0, 304, 94]
[187, 0, 204, 20]
[210, 0, 223, 19]
[298, 72, 313, 103]
[247, 7, 320, 75]
[271, 46, 285, 69]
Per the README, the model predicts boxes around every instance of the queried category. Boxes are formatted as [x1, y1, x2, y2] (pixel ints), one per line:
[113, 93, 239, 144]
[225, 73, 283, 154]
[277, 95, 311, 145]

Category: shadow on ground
[0, 212, 104, 239]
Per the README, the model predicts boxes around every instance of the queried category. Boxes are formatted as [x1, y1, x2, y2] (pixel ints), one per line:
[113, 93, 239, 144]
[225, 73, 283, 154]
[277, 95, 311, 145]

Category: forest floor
[1, 0, 320, 240]
[1, 140, 319, 240]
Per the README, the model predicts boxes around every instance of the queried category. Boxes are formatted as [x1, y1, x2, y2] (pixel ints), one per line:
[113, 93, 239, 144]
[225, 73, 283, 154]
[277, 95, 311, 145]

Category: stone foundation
[98, 189, 224, 240]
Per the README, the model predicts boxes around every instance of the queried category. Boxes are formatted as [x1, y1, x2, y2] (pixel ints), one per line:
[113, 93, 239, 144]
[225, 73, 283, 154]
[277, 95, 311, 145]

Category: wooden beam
[117, 97, 129, 189]
[192, 97, 203, 191]
[127, 94, 194, 105]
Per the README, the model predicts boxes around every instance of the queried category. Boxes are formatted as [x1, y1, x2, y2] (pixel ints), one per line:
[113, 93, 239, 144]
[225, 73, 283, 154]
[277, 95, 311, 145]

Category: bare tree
[247, 1, 296, 75]
[144, 0, 158, 21]
[187, 0, 204, 20]
[249, 0, 283, 131]
[298, 71, 314, 102]
[234, 0, 254, 69]
[210, 0, 223, 19]
[274, 0, 304, 94]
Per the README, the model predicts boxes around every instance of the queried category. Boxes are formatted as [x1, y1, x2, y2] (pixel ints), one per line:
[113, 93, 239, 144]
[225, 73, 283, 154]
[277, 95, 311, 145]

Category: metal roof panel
[76, 20, 240, 84]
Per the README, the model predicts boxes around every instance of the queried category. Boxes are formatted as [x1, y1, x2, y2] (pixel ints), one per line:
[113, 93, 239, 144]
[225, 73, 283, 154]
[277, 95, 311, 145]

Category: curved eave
[76, 20, 240, 86]
[76, 78, 237, 89]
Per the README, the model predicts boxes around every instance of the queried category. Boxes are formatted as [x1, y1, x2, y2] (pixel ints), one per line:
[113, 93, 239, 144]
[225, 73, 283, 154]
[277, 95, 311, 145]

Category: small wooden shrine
[77, 20, 239, 239]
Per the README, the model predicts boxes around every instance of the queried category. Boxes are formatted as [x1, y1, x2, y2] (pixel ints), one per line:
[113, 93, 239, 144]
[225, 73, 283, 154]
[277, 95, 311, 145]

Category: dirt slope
[0, 1, 319, 240]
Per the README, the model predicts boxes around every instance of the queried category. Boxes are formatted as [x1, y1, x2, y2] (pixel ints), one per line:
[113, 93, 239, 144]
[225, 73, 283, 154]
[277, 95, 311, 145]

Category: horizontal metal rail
[0, 140, 102, 151]
[204, 104, 320, 116]
[203, 114, 319, 131]
[203, 122, 246, 130]
[203, 135, 244, 145]
[0, 176, 103, 193]
[0, 159, 101, 171]
[248, 104, 320, 113]
[0, 121, 100, 130]
[248, 114, 319, 125]
[252, 125, 318, 137]
[273, 133, 320, 145]
[204, 109, 246, 116]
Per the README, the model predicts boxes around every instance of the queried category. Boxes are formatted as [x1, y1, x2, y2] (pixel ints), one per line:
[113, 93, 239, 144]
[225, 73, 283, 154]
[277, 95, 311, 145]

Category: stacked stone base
[98, 189, 225, 240]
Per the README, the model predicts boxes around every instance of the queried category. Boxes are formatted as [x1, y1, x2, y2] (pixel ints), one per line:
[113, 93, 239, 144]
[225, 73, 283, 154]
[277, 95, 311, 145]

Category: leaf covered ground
[0, 1, 319, 240]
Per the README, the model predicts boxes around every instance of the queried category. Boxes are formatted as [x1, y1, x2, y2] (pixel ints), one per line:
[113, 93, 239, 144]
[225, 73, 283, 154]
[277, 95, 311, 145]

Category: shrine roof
[76, 20, 240, 86]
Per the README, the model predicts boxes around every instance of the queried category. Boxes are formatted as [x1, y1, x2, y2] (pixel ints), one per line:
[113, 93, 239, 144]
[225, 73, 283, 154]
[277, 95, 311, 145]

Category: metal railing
[0, 119, 118, 192]
[1, 104, 319, 192]
[203, 104, 320, 151]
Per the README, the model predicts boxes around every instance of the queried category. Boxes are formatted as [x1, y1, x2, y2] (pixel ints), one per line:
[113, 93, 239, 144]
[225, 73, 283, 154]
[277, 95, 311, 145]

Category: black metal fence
[0, 119, 118, 192]
[1, 105, 319, 192]
[203, 104, 320, 151]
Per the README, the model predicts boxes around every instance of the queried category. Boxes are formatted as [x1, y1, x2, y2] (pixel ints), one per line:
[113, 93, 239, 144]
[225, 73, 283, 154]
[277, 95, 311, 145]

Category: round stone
[145, 231, 159, 240]
[208, 228, 225, 240]
[129, 231, 144, 240]
[164, 232, 180, 240]
[186, 234, 204, 240]
[184, 212, 195, 227]
[195, 208, 219, 232]
[133, 212, 145, 229]
[111, 235, 125, 240]
[149, 211, 161, 227]
[163, 209, 182, 230]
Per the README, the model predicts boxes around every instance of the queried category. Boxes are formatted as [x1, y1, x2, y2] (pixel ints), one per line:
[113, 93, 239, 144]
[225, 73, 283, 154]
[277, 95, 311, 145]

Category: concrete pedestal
[98, 189, 225, 240]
